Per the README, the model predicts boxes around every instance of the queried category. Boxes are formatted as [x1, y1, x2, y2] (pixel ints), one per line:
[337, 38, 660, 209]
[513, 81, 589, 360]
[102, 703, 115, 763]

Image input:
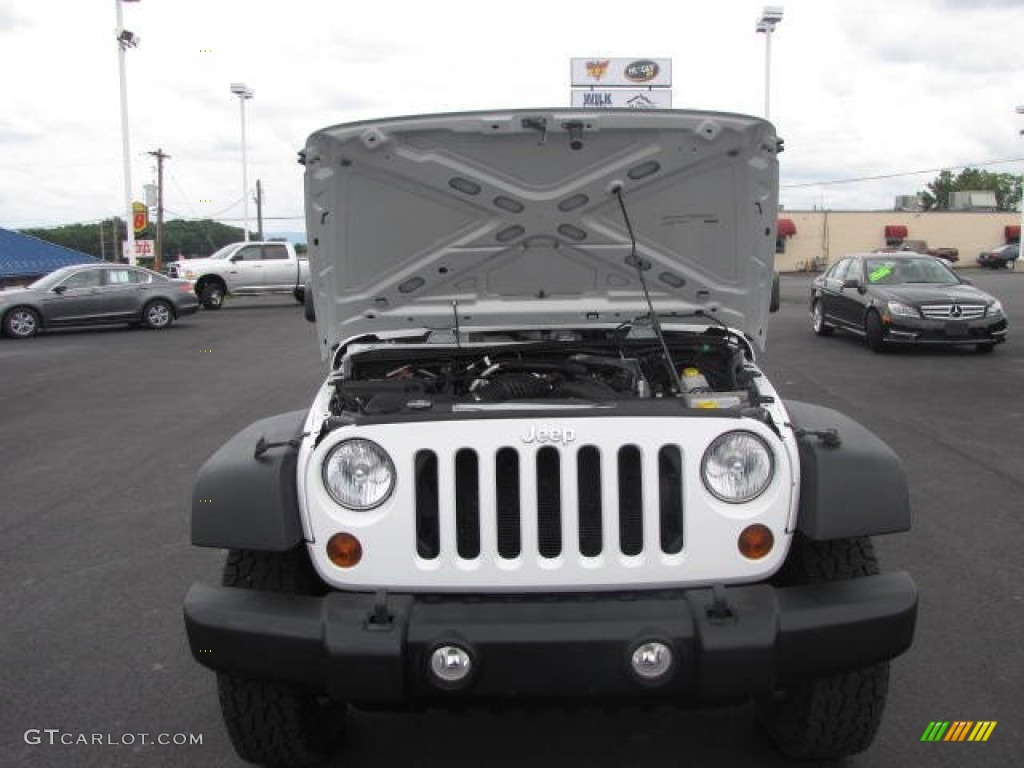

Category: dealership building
[773, 210, 1019, 272]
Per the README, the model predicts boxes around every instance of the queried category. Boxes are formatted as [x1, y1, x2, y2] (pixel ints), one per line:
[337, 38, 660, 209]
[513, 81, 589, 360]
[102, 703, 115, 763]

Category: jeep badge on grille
[521, 425, 577, 445]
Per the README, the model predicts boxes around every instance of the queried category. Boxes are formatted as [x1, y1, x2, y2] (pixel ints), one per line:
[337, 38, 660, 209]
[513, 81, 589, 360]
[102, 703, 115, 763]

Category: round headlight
[701, 431, 774, 503]
[323, 439, 395, 510]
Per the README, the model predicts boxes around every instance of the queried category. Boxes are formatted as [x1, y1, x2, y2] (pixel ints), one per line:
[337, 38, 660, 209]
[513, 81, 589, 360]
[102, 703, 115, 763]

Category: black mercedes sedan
[810, 253, 1008, 353]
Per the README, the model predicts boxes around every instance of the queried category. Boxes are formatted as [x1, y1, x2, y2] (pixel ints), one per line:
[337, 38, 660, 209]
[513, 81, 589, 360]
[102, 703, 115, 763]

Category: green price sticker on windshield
[869, 266, 892, 283]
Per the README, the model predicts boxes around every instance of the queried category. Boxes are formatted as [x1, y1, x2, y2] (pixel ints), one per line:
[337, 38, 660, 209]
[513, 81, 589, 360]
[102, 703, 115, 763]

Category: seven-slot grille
[414, 444, 685, 562]
[920, 302, 986, 320]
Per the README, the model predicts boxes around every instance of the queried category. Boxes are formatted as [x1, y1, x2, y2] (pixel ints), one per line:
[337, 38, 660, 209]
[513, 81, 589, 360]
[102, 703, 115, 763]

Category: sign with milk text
[571, 89, 672, 109]
[570, 58, 672, 88]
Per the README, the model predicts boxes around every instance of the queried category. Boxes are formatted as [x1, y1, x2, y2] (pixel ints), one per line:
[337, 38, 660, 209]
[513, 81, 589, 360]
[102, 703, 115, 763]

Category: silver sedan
[0, 263, 199, 338]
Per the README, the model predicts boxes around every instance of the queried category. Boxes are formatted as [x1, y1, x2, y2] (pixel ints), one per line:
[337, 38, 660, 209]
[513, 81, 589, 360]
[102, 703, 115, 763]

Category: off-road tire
[757, 535, 890, 760]
[865, 310, 886, 353]
[811, 300, 834, 336]
[217, 549, 343, 768]
[200, 282, 225, 310]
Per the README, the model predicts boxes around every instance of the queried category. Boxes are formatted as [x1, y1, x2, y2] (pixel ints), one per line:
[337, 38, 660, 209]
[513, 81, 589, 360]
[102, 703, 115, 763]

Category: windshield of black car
[863, 257, 959, 286]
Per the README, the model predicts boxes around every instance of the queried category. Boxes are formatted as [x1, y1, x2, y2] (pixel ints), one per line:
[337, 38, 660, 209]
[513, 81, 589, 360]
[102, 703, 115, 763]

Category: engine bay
[327, 327, 763, 418]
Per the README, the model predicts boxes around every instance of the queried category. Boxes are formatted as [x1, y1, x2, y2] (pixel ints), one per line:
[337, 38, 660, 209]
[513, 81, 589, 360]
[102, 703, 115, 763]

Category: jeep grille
[415, 444, 685, 561]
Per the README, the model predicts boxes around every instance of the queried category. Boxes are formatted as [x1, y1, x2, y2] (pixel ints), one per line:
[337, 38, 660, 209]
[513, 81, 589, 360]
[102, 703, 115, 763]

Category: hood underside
[303, 109, 780, 357]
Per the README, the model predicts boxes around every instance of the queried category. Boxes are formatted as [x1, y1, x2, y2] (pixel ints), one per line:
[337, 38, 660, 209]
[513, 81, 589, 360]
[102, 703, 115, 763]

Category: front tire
[757, 536, 890, 760]
[3, 307, 41, 338]
[200, 282, 225, 310]
[142, 299, 174, 329]
[216, 550, 344, 768]
[865, 310, 886, 353]
[811, 300, 834, 336]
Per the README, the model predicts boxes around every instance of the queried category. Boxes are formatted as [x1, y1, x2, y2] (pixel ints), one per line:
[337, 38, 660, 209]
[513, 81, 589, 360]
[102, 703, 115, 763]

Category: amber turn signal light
[738, 524, 774, 559]
[326, 532, 363, 568]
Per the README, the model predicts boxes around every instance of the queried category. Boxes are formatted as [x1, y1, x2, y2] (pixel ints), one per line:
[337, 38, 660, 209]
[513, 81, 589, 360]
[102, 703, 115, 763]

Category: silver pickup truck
[167, 240, 308, 309]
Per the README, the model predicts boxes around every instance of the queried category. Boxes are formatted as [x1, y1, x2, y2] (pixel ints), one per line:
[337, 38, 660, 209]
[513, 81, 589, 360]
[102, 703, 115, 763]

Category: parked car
[0, 263, 198, 339]
[976, 243, 1018, 269]
[810, 253, 1007, 353]
[876, 239, 959, 263]
[166, 241, 309, 309]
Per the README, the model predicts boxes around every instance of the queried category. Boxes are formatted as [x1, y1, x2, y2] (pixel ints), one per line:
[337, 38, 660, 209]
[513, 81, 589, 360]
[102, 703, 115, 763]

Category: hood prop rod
[613, 186, 684, 395]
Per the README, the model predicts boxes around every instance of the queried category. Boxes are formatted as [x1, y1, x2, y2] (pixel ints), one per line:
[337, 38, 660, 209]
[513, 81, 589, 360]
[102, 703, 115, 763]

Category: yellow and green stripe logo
[921, 721, 997, 742]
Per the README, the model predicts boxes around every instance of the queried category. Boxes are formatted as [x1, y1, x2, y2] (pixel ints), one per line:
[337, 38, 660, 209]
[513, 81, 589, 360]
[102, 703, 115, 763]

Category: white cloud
[1, 0, 1021, 234]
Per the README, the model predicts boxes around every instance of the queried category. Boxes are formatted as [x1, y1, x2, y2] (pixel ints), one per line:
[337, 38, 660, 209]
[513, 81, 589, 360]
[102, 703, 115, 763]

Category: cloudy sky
[1, 0, 1022, 238]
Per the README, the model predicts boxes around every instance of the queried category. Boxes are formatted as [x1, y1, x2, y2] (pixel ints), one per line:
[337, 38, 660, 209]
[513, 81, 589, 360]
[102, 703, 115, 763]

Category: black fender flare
[786, 400, 910, 540]
[191, 410, 307, 551]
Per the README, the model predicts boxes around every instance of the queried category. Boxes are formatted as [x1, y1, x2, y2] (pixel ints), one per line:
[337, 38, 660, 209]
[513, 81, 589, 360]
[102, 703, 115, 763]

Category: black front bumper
[884, 316, 1007, 345]
[184, 574, 916, 704]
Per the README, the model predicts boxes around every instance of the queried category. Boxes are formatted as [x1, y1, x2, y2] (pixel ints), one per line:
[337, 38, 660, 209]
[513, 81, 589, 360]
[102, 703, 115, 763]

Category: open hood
[303, 109, 780, 358]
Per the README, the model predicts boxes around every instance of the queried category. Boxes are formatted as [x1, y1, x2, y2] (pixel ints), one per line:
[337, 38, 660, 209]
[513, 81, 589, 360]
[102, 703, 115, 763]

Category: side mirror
[841, 278, 860, 290]
[53, 285, 67, 295]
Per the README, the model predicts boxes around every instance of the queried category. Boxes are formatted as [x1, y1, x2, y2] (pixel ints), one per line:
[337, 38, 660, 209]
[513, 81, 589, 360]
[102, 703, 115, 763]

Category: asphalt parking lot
[1, 270, 1022, 768]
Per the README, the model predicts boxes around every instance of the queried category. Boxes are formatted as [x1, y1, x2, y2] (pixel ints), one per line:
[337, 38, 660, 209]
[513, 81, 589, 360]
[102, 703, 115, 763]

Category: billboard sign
[122, 239, 155, 261]
[570, 89, 672, 109]
[132, 201, 148, 233]
[570, 58, 672, 88]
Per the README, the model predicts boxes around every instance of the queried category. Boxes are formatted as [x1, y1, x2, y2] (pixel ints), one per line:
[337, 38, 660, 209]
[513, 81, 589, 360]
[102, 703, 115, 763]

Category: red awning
[1005, 225, 1021, 243]
[777, 218, 797, 237]
[884, 224, 908, 239]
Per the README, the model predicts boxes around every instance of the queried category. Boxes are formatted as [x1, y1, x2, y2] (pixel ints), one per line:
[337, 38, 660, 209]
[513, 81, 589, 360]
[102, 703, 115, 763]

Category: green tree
[20, 218, 254, 261]
[919, 168, 1021, 211]
[20, 218, 126, 260]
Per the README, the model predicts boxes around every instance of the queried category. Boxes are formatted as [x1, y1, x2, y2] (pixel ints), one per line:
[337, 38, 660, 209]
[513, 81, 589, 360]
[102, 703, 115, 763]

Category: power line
[782, 156, 1024, 189]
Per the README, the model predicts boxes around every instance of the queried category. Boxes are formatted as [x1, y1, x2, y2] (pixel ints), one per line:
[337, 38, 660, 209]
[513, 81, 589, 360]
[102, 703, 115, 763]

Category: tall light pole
[115, 0, 140, 263]
[755, 6, 784, 121]
[230, 83, 254, 242]
[1016, 106, 1024, 260]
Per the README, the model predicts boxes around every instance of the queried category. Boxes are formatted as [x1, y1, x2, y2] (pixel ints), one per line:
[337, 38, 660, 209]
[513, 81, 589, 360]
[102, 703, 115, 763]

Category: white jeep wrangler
[185, 109, 916, 767]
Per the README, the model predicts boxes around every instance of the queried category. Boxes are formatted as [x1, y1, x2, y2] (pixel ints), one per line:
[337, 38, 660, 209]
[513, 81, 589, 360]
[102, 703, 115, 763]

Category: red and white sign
[122, 239, 155, 261]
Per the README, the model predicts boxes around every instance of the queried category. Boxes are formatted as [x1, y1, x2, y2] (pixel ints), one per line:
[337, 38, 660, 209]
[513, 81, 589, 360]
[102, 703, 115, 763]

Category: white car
[166, 240, 308, 308]
[185, 109, 917, 766]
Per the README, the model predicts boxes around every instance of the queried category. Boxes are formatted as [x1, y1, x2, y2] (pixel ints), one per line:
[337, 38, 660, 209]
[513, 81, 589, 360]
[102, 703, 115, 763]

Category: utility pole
[147, 148, 170, 272]
[255, 179, 264, 241]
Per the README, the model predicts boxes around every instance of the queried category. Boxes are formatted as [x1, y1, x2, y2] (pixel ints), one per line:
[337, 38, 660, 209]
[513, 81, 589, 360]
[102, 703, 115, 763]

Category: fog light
[326, 532, 362, 568]
[630, 641, 673, 682]
[738, 524, 774, 560]
[429, 645, 473, 686]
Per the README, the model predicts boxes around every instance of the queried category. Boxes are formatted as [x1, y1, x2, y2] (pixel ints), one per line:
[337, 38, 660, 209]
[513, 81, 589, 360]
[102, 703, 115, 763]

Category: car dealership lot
[2, 276, 1022, 767]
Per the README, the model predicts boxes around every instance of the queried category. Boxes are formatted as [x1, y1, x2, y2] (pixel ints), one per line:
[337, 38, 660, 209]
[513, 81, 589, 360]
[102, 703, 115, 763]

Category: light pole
[755, 6, 784, 121]
[115, 0, 140, 263]
[1016, 106, 1024, 261]
[230, 83, 254, 242]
